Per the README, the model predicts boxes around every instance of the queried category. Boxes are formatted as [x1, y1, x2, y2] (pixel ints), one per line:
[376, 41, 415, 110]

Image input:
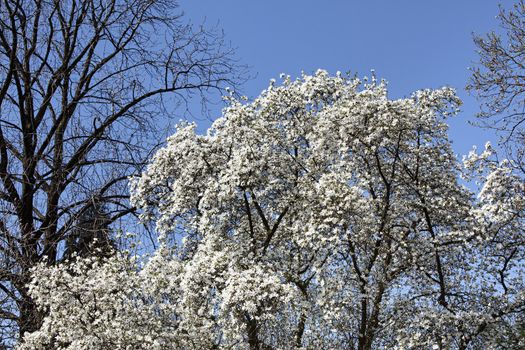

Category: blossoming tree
[19, 71, 525, 350]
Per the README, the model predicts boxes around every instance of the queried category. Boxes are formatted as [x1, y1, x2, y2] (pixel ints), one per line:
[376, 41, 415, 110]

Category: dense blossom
[18, 252, 182, 349]
[20, 71, 525, 349]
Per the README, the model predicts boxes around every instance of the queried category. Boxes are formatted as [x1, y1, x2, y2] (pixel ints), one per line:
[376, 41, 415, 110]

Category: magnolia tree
[19, 252, 182, 349]
[19, 71, 525, 350]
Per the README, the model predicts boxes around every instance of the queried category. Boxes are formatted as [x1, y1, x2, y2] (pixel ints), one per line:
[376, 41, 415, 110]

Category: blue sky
[179, 0, 514, 156]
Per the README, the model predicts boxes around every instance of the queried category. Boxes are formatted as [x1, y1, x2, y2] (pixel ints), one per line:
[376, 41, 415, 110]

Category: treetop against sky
[3, 1, 525, 349]
[24, 70, 525, 350]
[179, 0, 515, 155]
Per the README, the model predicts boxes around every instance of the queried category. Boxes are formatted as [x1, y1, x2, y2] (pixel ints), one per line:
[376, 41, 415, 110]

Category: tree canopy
[0, 0, 241, 342]
[19, 71, 525, 350]
[468, 0, 525, 177]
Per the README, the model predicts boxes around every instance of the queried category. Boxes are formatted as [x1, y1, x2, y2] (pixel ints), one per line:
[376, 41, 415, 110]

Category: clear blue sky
[179, 0, 514, 156]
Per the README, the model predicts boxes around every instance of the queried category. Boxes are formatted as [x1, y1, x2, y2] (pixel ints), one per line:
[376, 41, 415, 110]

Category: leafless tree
[0, 0, 242, 345]
[63, 199, 114, 259]
[468, 3, 525, 349]
[468, 0, 525, 173]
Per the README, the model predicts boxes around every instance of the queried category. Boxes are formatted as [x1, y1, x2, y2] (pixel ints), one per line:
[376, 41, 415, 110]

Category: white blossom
[21, 71, 525, 350]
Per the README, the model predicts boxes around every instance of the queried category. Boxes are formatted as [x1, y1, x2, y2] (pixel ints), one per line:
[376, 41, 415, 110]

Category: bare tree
[468, 3, 525, 349]
[0, 0, 241, 345]
[467, 0, 525, 173]
[63, 199, 114, 260]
